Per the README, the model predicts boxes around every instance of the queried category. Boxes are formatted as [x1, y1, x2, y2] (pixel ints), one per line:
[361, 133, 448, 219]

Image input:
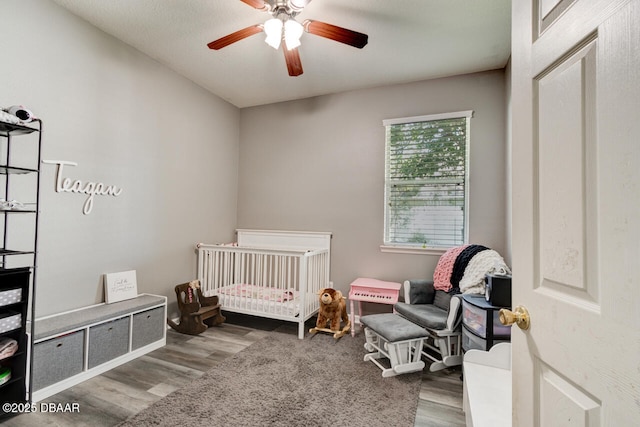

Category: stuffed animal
[309, 288, 350, 339]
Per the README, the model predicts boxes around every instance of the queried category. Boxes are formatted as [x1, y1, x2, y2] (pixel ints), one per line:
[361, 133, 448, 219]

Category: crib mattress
[205, 283, 301, 317]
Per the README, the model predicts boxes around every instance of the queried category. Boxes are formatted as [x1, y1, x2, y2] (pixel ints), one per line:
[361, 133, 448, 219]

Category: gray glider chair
[394, 280, 463, 372]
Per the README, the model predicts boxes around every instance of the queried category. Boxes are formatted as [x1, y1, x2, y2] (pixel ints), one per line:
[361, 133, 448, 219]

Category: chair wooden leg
[213, 311, 226, 325]
[203, 308, 225, 327]
[167, 315, 207, 335]
[188, 315, 208, 335]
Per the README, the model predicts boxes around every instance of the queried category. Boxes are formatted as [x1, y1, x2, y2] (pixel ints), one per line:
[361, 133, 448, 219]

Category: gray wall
[1, 0, 240, 317]
[1, 1, 509, 319]
[238, 70, 508, 295]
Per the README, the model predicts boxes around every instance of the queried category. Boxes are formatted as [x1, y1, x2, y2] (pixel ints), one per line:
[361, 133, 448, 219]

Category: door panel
[538, 0, 578, 33]
[511, 0, 640, 425]
[536, 36, 598, 305]
[538, 363, 601, 426]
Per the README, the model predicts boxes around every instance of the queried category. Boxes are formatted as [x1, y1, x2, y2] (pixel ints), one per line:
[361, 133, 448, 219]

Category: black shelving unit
[0, 119, 42, 420]
[0, 268, 31, 405]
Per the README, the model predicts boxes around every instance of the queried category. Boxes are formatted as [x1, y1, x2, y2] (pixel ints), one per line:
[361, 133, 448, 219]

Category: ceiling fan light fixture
[207, 0, 368, 77]
[264, 18, 283, 49]
[284, 19, 303, 50]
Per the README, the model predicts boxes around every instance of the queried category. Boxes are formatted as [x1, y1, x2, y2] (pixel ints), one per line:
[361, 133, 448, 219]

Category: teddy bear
[309, 287, 350, 339]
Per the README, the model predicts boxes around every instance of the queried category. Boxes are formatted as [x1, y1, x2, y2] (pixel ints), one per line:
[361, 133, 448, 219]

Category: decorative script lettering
[42, 160, 123, 214]
[111, 277, 135, 293]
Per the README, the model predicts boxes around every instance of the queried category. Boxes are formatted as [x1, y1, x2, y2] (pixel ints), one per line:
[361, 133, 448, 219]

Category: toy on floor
[309, 288, 350, 339]
[167, 280, 225, 335]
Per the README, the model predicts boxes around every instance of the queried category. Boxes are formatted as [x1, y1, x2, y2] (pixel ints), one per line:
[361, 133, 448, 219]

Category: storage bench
[361, 313, 429, 377]
[32, 294, 166, 402]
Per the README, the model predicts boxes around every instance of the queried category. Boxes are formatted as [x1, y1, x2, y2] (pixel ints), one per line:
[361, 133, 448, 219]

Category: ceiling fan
[207, 0, 368, 77]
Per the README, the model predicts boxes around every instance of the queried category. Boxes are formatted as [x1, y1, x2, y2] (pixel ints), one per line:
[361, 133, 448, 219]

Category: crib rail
[196, 244, 329, 327]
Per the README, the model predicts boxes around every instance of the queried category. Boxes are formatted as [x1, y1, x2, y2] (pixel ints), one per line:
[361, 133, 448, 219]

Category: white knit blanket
[459, 250, 511, 294]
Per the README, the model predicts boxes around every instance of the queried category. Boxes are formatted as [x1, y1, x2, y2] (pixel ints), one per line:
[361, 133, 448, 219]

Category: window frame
[380, 110, 473, 254]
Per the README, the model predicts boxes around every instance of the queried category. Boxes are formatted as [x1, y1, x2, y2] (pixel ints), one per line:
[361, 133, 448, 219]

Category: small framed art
[104, 270, 138, 303]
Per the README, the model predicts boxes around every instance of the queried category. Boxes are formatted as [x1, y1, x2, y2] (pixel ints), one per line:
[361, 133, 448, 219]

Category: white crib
[197, 230, 332, 339]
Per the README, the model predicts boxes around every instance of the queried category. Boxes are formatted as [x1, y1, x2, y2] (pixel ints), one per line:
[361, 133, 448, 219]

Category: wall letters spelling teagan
[42, 160, 123, 215]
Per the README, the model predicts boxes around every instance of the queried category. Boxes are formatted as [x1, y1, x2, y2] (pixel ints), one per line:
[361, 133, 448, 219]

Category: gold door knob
[499, 305, 530, 330]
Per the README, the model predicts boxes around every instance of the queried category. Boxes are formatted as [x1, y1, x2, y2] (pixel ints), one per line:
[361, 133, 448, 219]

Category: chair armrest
[445, 295, 463, 332]
[199, 294, 219, 307]
[403, 280, 436, 305]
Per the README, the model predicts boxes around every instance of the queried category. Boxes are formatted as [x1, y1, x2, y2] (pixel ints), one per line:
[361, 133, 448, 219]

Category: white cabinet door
[511, 0, 640, 425]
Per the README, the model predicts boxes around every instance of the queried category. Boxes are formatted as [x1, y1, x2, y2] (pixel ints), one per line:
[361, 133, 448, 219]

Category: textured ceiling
[52, 0, 511, 108]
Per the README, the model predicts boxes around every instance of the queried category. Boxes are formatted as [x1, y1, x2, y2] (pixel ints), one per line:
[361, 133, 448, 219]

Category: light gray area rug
[117, 329, 421, 427]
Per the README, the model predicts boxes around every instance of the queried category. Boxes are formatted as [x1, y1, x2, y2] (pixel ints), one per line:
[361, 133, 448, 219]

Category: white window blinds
[383, 111, 471, 248]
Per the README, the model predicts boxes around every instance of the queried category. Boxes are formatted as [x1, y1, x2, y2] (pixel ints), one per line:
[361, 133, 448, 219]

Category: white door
[511, 0, 640, 425]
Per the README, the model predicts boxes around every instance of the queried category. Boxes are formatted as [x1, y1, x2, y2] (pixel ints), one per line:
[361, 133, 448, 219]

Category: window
[383, 111, 472, 250]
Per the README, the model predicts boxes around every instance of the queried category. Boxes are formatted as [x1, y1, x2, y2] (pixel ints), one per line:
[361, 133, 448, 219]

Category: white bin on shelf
[0, 312, 21, 333]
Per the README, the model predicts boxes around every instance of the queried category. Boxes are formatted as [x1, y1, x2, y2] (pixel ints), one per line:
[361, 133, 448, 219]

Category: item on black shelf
[0, 366, 11, 385]
[0, 312, 22, 333]
[0, 287, 22, 306]
[0, 199, 25, 211]
[485, 274, 512, 307]
[0, 338, 18, 360]
[5, 105, 36, 122]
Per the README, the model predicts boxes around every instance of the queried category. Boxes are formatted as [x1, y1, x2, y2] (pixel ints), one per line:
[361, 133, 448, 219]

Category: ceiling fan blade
[207, 25, 263, 50]
[283, 47, 303, 76]
[303, 20, 368, 49]
[239, 0, 268, 10]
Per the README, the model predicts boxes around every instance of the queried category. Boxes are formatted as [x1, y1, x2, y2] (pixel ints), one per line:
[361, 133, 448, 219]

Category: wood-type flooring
[2, 314, 465, 427]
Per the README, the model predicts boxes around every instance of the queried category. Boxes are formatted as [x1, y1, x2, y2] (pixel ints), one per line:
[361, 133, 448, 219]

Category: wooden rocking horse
[167, 280, 225, 335]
